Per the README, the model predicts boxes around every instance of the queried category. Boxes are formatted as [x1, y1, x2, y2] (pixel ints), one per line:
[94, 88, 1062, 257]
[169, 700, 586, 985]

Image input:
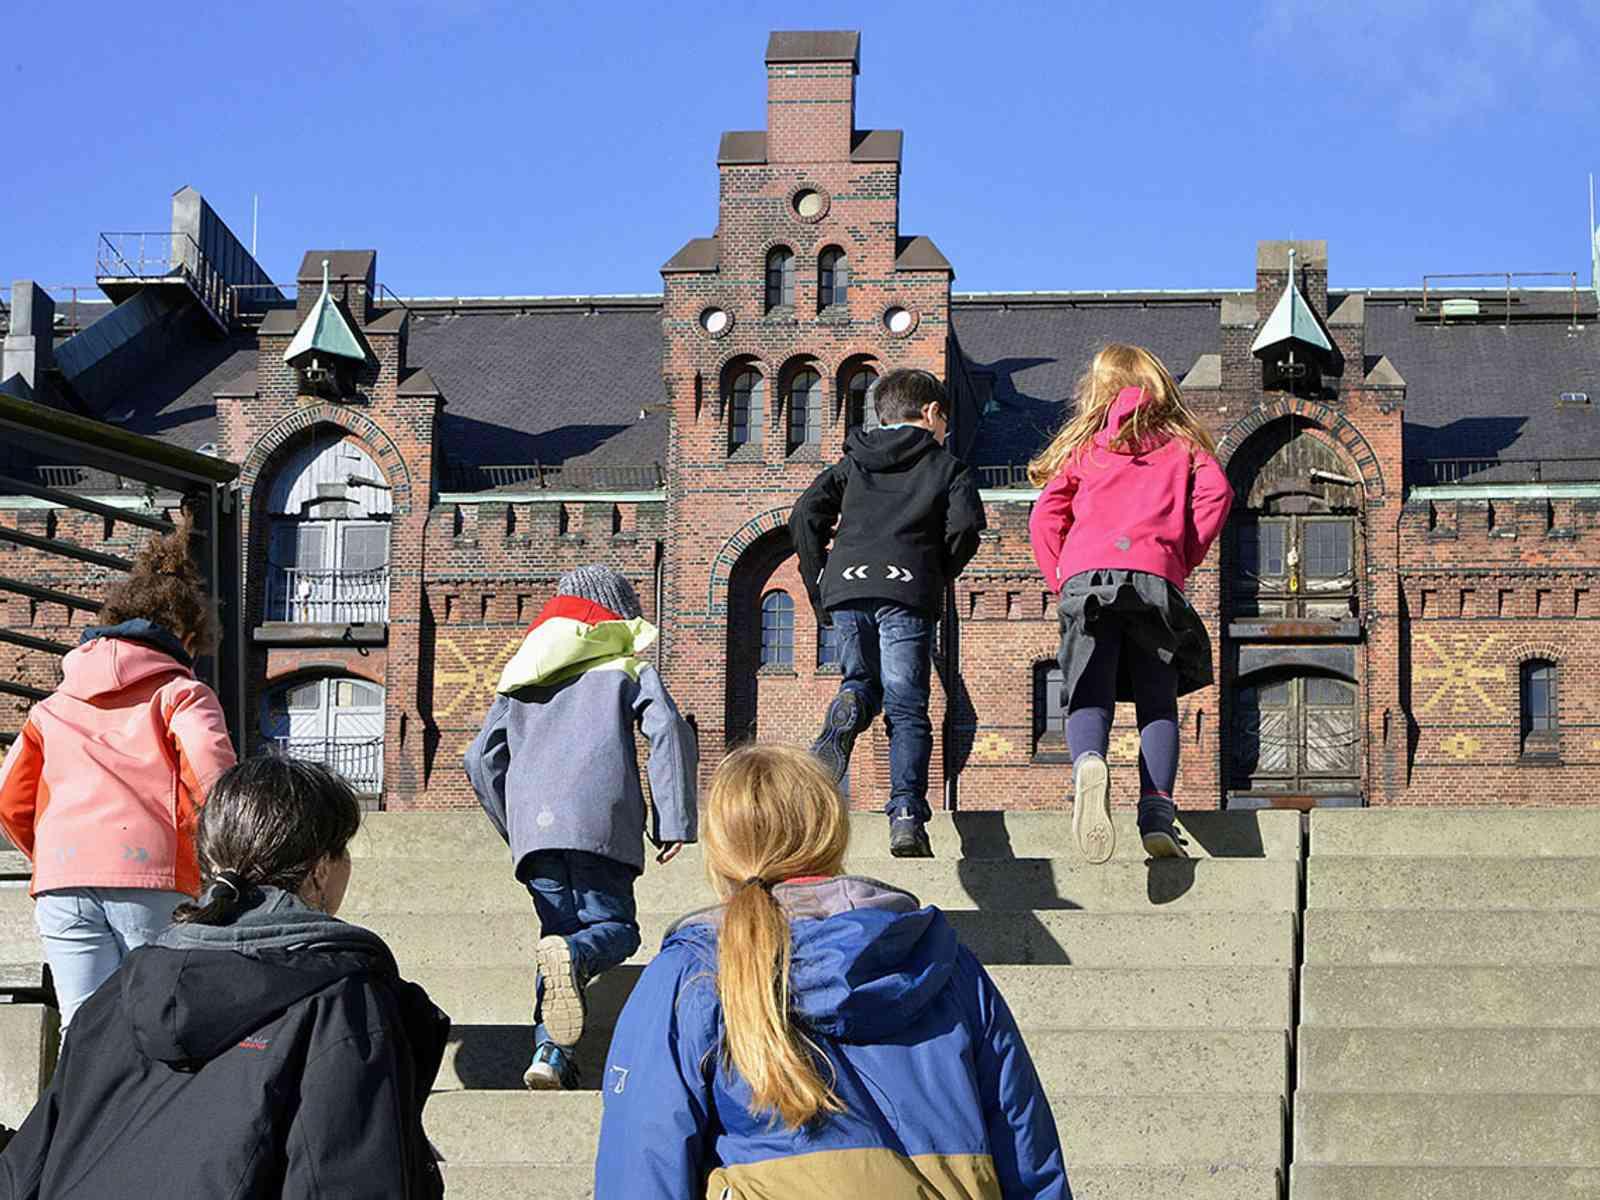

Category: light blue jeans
[34, 887, 188, 1029]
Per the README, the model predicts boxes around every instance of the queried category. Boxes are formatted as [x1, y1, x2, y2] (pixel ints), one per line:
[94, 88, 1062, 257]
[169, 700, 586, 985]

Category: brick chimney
[765, 31, 859, 162]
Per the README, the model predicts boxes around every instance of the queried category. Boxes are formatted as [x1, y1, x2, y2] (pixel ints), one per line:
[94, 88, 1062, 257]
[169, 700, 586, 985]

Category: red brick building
[4, 30, 1598, 813]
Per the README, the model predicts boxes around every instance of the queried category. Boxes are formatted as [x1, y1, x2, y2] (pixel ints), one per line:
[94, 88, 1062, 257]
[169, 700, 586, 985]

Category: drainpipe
[653, 538, 665, 672]
[943, 581, 959, 811]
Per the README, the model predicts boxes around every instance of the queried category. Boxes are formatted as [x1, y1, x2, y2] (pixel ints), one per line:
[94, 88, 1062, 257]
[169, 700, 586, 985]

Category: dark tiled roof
[765, 31, 859, 65]
[410, 305, 667, 484]
[93, 334, 255, 452]
[662, 237, 720, 273]
[298, 250, 375, 283]
[895, 235, 951, 273]
[954, 299, 1221, 472]
[850, 129, 902, 163]
[1368, 297, 1600, 481]
[715, 129, 902, 166]
[718, 132, 767, 165]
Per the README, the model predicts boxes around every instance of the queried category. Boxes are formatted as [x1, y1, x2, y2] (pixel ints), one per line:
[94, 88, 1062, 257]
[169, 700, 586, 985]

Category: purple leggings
[1064, 620, 1179, 798]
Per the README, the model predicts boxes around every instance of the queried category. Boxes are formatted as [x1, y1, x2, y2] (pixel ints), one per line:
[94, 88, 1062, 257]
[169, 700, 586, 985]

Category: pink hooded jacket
[0, 634, 236, 897]
[1029, 386, 1234, 593]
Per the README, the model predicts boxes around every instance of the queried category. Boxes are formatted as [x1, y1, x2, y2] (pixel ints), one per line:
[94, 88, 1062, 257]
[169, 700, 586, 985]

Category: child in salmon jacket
[464, 565, 698, 1092]
[0, 515, 236, 1028]
[1028, 344, 1233, 864]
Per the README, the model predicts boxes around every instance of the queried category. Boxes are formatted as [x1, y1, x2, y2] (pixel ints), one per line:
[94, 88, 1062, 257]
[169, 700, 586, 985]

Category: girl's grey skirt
[1056, 569, 1214, 704]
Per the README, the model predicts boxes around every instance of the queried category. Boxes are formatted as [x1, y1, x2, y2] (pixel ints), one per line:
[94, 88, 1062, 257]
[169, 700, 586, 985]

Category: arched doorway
[1223, 418, 1364, 807]
[262, 430, 392, 625]
[262, 674, 385, 794]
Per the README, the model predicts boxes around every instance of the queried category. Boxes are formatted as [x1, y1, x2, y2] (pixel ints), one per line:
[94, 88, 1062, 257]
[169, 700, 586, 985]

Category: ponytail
[172, 757, 360, 926]
[703, 745, 850, 1129]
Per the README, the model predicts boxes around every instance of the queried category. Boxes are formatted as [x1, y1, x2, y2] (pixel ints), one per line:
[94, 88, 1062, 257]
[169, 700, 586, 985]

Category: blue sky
[8, 0, 1600, 297]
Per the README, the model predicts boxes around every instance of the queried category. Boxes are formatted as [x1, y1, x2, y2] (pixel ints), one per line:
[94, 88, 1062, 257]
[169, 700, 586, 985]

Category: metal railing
[273, 737, 383, 793]
[266, 565, 389, 624]
[97, 232, 230, 328]
[1419, 272, 1582, 327]
[1412, 456, 1600, 485]
[442, 461, 664, 492]
[975, 464, 1035, 489]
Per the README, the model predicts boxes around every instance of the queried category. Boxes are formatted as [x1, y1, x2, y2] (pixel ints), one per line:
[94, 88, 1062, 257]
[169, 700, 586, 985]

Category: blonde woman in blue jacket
[595, 744, 1068, 1198]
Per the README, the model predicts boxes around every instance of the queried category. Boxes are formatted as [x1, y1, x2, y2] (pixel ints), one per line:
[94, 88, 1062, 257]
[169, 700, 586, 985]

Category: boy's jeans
[521, 850, 641, 1048]
[830, 600, 935, 823]
[35, 887, 188, 1030]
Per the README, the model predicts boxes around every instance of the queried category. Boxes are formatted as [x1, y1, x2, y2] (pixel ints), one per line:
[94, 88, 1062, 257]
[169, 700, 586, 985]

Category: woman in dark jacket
[595, 744, 1069, 1198]
[0, 756, 450, 1199]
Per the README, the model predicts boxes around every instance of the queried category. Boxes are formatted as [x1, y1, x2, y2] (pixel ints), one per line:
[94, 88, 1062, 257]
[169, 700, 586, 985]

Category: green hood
[497, 614, 659, 693]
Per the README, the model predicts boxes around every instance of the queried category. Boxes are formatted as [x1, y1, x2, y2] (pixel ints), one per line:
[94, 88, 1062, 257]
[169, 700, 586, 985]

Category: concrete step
[1303, 909, 1600, 966]
[417, 964, 1295, 1034]
[434, 1025, 1291, 1095]
[1310, 808, 1600, 858]
[425, 1090, 1287, 1169]
[1294, 1092, 1600, 1166]
[1301, 966, 1600, 1027]
[1306, 857, 1600, 910]
[361, 909, 1298, 970]
[0, 1005, 57, 1129]
[442, 1162, 1284, 1200]
[1298, 1027, 1600, 1092]
[1291, 1164, 1600, 1200]
[342, 857, 1302, 916]
[353, 810, 1302, 862]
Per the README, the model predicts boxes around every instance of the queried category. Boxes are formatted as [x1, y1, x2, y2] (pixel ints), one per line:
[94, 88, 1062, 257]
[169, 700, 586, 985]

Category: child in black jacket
[789, 368, 986, 856]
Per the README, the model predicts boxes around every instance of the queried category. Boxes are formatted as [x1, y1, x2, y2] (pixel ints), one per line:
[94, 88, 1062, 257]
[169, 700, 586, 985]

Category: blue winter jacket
[595, 876, 1070, 1199]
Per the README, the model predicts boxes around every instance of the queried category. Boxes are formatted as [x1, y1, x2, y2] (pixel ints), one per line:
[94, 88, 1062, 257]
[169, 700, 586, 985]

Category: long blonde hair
[703, 744, 850, 1129]
[1027, 343, 1217, 486]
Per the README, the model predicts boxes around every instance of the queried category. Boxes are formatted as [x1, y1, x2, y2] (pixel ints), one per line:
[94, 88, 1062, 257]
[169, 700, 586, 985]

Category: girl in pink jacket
[1028, 344, 1233, 864]
[0, 515, 236, 1027]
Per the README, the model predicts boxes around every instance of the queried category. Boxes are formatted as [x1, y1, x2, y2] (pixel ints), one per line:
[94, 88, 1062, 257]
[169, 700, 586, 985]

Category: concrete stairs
[1291, 809, 1600, 1200]
[343, 810, 1301, 1200]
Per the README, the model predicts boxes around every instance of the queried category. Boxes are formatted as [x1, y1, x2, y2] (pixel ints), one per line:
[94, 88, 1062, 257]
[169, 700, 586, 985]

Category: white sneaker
[1072, 754, 1114, 864]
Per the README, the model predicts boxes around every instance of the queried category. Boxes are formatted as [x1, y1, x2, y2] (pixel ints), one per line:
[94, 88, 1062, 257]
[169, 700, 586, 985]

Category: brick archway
[1218, 398, 1385, 501]
[241, 404, 414, 514]
[707, 507, 793, 615]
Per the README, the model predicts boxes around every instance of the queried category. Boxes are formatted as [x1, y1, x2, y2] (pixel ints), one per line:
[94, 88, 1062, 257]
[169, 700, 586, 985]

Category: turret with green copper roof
[284, 258, 370, 367]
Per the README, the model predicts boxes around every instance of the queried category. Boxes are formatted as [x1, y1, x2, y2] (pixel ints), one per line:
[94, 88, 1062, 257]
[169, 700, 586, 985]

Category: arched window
[1033, 662, 1067, 756]
[728, 367, 765, 451]
[846, 366, 879, 430]
[818, 620, 841, 669]
[787, 368, 822, 452]
[760, 591, 794, 668]
[265, 432, 391, 625]
[262, 675, 385, 793]
[818, 247, 849, 310]
[1520, 660, 1558, 754]
[765, 247, 795, 311]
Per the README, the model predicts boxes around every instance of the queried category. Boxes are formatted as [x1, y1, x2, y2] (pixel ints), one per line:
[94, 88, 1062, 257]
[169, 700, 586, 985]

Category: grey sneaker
[1072, 753, 1115, 864]
[811, 690, 866, 783]
[889, 813, 933, 858]
[534, 935, 587, 1047]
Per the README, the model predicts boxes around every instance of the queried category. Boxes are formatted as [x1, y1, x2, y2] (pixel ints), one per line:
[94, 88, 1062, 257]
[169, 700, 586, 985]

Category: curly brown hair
[96, 510, 220, 655]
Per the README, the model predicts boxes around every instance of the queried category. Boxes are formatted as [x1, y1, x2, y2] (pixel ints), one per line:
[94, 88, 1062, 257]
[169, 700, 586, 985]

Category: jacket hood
[667, 875, 958, 1042]
[843, 425, 942, 473]
[1094, 386, 1171, 456]
[60, 621, 193, 700]
[125, 887, 394, 1066]
[497, 595, 658, 693]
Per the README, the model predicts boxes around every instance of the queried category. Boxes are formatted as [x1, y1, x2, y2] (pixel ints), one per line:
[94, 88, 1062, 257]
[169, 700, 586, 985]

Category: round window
[699, 307, 732, 337]
[792, 189, 828, 220]
[884, 306, 916, 335]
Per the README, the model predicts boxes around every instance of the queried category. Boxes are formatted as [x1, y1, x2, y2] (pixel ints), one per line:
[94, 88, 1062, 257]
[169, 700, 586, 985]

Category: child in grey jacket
[465, 565, 698, 1091]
